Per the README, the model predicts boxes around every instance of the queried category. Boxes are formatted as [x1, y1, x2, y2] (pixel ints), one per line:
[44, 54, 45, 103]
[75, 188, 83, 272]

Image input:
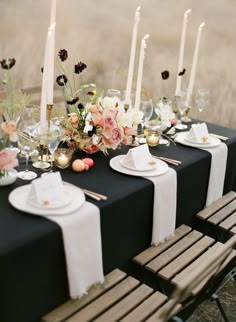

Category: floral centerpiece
[56, 49, 142, 154]
[0, 121, 18, 178]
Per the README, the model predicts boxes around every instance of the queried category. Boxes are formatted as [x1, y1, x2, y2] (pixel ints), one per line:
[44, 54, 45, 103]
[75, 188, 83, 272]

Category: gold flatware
[152, 155, 182, 166]
[82, 189, 108, 201]
[210, 133, 229, 141]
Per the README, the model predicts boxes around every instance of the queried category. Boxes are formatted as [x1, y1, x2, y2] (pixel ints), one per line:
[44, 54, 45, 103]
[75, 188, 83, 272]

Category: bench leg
[211, 294, 230, 322]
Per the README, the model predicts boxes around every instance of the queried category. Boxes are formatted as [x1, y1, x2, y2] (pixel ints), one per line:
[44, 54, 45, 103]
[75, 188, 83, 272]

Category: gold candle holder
[47, 103, 53, 128]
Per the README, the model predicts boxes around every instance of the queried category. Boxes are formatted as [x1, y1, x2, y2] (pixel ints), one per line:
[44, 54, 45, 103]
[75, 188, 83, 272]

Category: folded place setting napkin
[122, 144, 177, 245]
[184, 123, 228, 206]
[27, 172, 104, 298]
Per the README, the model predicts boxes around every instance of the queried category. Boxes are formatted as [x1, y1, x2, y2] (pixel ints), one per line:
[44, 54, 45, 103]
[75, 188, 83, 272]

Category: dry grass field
[0, 0, 236, 128]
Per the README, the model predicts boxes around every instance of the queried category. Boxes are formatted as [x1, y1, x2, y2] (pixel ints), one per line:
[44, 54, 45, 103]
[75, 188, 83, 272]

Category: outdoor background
[0, 0, 235, 128]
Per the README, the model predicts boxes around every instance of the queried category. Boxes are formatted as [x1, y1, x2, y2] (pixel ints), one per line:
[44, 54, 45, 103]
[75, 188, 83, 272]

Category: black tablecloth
[1, 121, 236, 322]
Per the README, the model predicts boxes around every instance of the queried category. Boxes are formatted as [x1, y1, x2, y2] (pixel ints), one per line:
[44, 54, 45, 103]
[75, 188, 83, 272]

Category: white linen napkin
[122, 144, 153, 170]
[201, 142, 228, 207]
[45, 201, 104, 298]
[146, 168, 177, 245]
[186, 122, 210, 143]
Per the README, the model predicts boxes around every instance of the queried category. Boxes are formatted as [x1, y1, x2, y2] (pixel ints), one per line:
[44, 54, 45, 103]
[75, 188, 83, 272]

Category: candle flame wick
[136, 6, 141, 11]
[185, 8, 192, 14]
[143, 34, 150, 40]
[199, 22, 205, 29]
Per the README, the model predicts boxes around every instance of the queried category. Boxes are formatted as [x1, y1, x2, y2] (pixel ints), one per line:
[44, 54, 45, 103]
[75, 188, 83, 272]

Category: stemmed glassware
[175, 91, 188, 130]
[139, 99, 154, 130]
[106, 89, 121, 99]
[195, 89, 209, 122]
[154, 99, 173, 145]
[17, 105, 39, 180]
[45, 118, 64, 171]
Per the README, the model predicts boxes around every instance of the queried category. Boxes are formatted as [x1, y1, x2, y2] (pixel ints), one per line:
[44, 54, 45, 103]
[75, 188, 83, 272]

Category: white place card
[188, 122, 210, 143]
[123, 144, 152, 169]
[29, 172, 64, 207]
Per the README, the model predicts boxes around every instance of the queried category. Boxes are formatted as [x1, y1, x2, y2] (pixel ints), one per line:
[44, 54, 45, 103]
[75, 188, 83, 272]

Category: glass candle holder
[54, 148, 73, 169]
[146, 130, 160, 147]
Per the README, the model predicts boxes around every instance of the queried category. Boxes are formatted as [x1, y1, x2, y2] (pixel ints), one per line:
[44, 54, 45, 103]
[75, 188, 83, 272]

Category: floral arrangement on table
[0, 58, 26, 178]
[0, 121, 18, 178]
[56, 49, 143, 154]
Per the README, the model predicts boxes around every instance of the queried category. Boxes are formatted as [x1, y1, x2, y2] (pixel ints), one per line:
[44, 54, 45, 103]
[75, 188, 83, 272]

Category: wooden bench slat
[219, 211, 236, 230]
[94, 284, 153, 322]
[42, 268, 127, 322]
[145, 299, 182, 322]
[192, 249, 236, 296]
[133, 225, 192, 266]
[146, 230, 203, 273]
[171, 242, 224, 287]
[230, 226, 236, 234]
[65, 276, 140, 322]
[207, 199, 236, 225]
[158, 235, 215, 280]
[120, 292, 167, 322]
[196, 191, 236, 220]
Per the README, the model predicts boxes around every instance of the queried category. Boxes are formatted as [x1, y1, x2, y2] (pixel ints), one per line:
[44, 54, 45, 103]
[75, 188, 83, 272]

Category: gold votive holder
[54, 148, 73, 169]
[146, 130, 160, 147]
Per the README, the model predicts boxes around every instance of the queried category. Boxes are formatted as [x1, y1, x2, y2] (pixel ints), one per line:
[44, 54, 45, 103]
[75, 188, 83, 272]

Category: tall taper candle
[40, 0, 56, 132]
[125, 6, 141, 106]
[186, 22, 205, 105]
[134, 34, 149, 110]
[175, 9, 192, 97]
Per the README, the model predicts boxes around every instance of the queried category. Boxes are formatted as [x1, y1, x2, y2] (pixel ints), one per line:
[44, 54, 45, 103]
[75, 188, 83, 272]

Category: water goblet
[17, 106, 39, 180]
[195, 89, 209, 122]
[106, 89, 121, 99]
[46, 118, 64, 171]
[175, 91, 188, 130]
[139, 99, 154, 129]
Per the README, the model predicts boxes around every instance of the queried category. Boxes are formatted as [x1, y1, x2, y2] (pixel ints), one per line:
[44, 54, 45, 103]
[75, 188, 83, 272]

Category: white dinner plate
[9, 182, 85, 216]
[110, 155, 168, 177]
[27, 188, 72, 209]
[175, 131, 221, 148]
[120, 158, 158, 172]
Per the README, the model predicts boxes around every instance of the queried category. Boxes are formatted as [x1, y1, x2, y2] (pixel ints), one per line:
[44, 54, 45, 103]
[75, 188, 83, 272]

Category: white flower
[102, 96, 122, 109]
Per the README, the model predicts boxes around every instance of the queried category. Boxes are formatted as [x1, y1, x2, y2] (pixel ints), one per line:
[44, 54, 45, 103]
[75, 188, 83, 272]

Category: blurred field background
[0, 0, 236, 128]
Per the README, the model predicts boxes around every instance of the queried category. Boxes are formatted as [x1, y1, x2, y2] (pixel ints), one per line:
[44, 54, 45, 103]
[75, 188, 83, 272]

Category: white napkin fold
[45, 201, 104, 298]
[122, 144, 153, 170]
[187, 122, 210, 143]
[146, 168, 177, 245]
[201, 143, 228, 206]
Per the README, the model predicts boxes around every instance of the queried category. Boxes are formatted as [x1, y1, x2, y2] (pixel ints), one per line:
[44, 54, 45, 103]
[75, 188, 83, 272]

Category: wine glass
[46, 118, 64, 171]
[195, 89, 209, 122]
[175, 91, 188, 130]
[139, 99, 154, 129]
[154, 99, 173, 145]
[106, 89, 121, 99]
[17, 105, 39, 180]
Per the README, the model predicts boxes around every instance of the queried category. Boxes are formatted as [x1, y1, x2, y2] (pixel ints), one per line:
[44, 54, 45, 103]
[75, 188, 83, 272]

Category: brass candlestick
[47, 103, 53, 128]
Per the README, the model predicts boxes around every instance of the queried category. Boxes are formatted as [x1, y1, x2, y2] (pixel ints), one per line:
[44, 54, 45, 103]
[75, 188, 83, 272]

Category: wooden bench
[196, 191, 236, 238]
[133, 224, 236, 321]
[41, 268, 181, 322]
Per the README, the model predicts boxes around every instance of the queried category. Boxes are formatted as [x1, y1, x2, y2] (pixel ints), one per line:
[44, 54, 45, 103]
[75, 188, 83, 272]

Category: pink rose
[91, 112, 103, 126]
[89, 104, 102, 113]
[0, 149, 19, 171]
[103, 108, 117, 119]
[102, 127, 123, 150]
[1, 121, 18, 142]
[124, 126, 137, 137]
[68, 113, 79, 128]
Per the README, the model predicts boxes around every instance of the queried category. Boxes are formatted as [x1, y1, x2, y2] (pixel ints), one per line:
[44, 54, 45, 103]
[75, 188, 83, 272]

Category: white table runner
[46, 201, 104, 298]
[201, 142, 228, 206]
[146, 168, 177, 245]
